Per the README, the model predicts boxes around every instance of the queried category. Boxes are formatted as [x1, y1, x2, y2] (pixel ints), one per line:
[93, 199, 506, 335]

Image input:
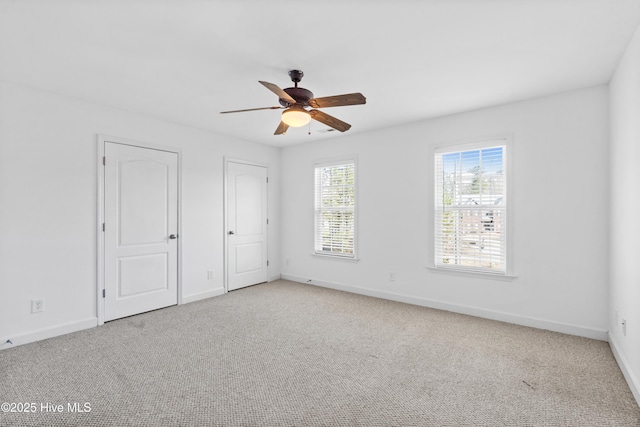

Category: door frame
[223, 157, 269, 293]
[96, 134, 183, 325]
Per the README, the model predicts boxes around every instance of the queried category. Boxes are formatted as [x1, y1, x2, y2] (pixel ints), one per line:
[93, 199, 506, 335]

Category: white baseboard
[281, 274, 608, 341]
[182, 287, 225, 304]
[609, 333, 640, 406]
[0, 317, 98, 350]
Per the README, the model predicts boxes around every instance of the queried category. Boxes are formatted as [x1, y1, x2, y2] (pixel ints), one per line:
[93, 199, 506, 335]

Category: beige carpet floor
[1, 280, 638, 426]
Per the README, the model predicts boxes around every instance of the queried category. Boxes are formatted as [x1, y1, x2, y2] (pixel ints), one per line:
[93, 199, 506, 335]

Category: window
[434, 140, 508, 275]
[314, 161, 356, 258]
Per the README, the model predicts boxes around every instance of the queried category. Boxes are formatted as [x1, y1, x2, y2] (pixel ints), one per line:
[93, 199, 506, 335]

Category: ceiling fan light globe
[281, 109, 311, 127]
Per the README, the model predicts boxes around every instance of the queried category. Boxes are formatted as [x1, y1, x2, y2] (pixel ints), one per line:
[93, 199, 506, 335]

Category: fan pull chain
[308, 121, 311, 135]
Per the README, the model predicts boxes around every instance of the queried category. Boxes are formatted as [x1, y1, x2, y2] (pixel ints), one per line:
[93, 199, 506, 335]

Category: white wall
[282, 85, 609, 340]
[0, 81, 281, 347]
[609, 23, 640, 404]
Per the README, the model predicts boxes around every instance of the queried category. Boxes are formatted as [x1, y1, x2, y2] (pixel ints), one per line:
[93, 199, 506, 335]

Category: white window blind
[314, 161, 356, 257]
[434, 142, 507, 274]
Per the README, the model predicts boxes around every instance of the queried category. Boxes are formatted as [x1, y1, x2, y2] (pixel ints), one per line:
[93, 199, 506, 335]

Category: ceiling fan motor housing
[280, 87, 314, 107]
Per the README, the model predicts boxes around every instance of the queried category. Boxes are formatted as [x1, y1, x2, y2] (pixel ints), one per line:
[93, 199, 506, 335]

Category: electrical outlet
[31, 299, 44, 313]
[285, 258, 290, 266]
[207, 270, 214, 280]
[621, 318, 627, 336]
[388, 272, 396, 281]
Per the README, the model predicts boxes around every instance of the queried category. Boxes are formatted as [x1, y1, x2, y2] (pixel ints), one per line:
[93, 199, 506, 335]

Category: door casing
[97, 134, 182, 325]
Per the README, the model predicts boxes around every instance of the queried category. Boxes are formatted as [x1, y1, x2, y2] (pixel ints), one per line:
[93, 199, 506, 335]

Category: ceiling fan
[220, 70, 366, 135]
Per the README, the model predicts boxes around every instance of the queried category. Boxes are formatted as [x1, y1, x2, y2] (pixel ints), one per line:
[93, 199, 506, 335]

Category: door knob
[169, 234, 178, 239]
[228, 231, 235, 235]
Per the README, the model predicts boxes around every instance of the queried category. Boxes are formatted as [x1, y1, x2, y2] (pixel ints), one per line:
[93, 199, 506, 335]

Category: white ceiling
[1, 0, 639, 147]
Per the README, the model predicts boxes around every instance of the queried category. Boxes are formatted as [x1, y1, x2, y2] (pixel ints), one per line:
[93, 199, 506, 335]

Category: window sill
[311, 253, 360, 263]
[426, 266, 517, 281]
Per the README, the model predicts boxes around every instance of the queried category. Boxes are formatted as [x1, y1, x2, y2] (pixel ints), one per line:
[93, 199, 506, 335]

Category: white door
[227, 161, 268, 291]
[104, 142, 179, 321]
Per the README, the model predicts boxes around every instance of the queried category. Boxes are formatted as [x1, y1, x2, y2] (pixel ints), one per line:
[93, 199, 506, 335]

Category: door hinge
[266, 177, 269, 183]
[102, 289, 105, 298]
[266, 218, 269, 225]
[267, 260, 269, 267]
[102, 223, 105, 232]
[103, 156, 106, 165]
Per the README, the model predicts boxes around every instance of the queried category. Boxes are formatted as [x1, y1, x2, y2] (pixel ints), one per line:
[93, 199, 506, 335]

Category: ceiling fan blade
[259, 81, 296, 104]
[309, 110, 352, 132]
[274, 121, 289, 135]
[308, 93, 366, 109]
[220, 106, 282, 114]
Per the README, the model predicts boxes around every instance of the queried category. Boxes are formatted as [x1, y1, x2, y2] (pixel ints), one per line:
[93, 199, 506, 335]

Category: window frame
[313, 159, 358, 260]
[431, 136, 514, 278]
